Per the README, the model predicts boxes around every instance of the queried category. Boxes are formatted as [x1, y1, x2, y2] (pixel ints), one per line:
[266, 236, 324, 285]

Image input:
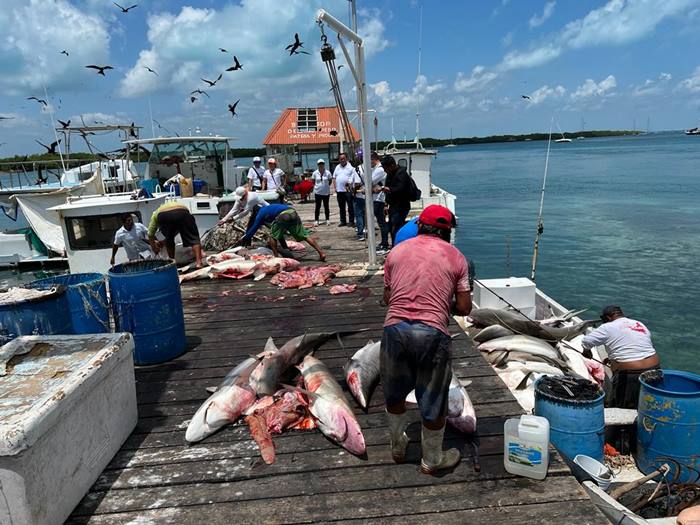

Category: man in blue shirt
[240, 204, 326, 260]
[393, 217, 419, 246]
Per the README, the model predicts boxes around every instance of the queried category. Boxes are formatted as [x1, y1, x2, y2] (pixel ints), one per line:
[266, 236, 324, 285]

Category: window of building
[66, 212, 143, 251]
[297, 108, 318, 132]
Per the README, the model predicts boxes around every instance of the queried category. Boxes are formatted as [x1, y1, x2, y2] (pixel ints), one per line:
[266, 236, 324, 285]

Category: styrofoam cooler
[473, 277, 537, 319]
[0, 333, 137, 525]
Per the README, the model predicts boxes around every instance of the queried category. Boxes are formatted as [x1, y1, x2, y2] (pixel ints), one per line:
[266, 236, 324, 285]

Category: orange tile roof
[263, 106, 360, 145]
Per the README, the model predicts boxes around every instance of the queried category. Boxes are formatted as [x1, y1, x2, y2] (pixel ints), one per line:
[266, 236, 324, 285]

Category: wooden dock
[67, 199, 608, 524]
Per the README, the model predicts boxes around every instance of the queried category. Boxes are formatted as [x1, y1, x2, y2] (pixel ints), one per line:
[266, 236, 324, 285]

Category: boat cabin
[49, 194, 166, 274]
[124, 135, 238, 195]
[382, 138, 456, 215]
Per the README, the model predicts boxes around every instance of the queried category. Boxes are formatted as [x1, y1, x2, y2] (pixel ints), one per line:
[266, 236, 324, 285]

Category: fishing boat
[381, 137, 457, 216]
[684, 127, 700, 135]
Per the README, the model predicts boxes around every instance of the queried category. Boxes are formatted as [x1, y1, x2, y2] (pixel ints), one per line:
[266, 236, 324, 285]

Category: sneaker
[376, 248, 388, 256]
[338, 222, 347, 227]
[357, 235, 366, 241]
[325, 220, 331, 225]
[314, 220, 319, 226]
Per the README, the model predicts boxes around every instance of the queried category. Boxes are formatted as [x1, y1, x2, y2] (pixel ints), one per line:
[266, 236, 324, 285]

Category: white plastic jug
[504, 415, 550, 480]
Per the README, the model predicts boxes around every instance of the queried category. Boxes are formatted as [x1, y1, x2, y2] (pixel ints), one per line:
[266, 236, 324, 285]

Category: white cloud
[492, 0, 511, 18]
[70, 112, 127, 126]
[526, 84, 566, 105]
[500, 44, 561, 71]
[0, 0, 110, 94]
[118, 1, 384, 100]
[570, 75, 617, 101]
[679, 66, 700, 92]
[454, 66, 498, 93]
[529, 1, 556, 29]
[633, 72, 673, 96]
[370, 75, 444, 113]
[501, 31, 515, 47]
[498, 0, 695, 73]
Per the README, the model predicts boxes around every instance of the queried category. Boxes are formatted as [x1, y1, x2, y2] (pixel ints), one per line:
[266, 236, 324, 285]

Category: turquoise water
[2, 133, 698, 373]
[432, 132, 699, 373]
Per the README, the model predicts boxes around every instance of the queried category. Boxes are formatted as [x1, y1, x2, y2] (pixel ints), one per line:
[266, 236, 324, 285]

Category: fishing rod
[530, 117, 554, 281]
[472, 277, 606, 366]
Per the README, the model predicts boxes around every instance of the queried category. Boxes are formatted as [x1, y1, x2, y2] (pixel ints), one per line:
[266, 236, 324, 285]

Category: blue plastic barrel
[108, 260, 186, 365]
[26, 273, 109, 334]
[534, 379, 605, 462]
[0, 286, 72, 345]
[637, 369, 700, 483]
[193, 179, 206, 194]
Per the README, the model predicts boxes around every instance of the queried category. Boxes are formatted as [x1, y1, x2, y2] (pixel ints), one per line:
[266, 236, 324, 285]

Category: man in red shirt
[381, 205, 472, 475]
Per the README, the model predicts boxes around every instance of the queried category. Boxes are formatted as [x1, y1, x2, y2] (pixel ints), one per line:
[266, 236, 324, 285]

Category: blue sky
[1, 0, 699, 154]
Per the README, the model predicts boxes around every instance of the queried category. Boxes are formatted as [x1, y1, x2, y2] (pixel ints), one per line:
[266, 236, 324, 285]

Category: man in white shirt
[332, 152, 355, 227]
[218, 186, 269, 225]
[370, 151, 390, 252]
[263, 158, 286, 192]
[110, 213, 151, 265]
[312, 159, 332, 225]
[247, 156, 265, 191]
[582, 305, 660, 408]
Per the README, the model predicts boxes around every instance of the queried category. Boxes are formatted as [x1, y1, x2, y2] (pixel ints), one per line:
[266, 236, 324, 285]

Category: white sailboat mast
[414, 5, 423, 144]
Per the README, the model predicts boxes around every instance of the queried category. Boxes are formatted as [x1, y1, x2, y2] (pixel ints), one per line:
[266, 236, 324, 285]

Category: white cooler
[473, 277, 537, 319]
[0, 333, 137, 525]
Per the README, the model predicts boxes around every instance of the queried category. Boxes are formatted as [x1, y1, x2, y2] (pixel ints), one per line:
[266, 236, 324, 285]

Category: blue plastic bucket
[26, 273, 109, 334]
[534, 378, 605, 462]
[637, 369, 700, 483]
[108, 260, 186, 365]
[0, 286, 72, 344]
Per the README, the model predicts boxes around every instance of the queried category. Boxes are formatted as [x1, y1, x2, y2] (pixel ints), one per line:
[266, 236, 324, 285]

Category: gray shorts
[380, 320, 452, 423]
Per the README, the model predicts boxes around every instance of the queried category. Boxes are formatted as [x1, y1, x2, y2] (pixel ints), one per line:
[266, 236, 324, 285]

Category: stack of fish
[185, 331, 366, 464]
[344, 341, 477, 435]
[179, 247, 301, 283]
[466, 307, 604, 412]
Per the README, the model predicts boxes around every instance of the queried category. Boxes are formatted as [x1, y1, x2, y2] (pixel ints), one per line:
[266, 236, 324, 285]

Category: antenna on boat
[43, 86, 67, 174]
[414, 4, 423, 145]
[530, 117, 553, 282]
[148, 98, 155, 138]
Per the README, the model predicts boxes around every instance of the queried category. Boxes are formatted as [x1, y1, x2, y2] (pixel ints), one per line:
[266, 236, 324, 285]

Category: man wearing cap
[380, 155, 413, 245]
[381, 204, 472, 475]
[582, 306, 660, 408]
[263, 158, 286, 193]
[312, 159, 332, 226]
[247, 157, 265, 191]
[239, 203, 326, 261]
[332, 152, 355, 227]
[217, 186, 269, 227]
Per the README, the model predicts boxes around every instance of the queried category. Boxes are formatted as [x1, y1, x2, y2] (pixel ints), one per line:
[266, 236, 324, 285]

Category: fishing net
[535, 374, 603, 401]
[202, 222, 270, 253]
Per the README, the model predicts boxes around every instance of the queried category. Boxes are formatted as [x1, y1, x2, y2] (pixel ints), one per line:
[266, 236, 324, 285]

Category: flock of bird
[4, 0, 314, 154]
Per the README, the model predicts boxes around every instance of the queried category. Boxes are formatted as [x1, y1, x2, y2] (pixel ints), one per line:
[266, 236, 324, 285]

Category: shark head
[185, 385, 256, 443]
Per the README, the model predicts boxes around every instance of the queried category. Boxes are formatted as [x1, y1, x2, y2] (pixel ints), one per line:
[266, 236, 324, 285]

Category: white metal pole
[317, 7, 377, 266]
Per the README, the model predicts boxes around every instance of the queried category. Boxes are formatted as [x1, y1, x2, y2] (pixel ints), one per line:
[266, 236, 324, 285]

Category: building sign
[287, 120, 339, 141]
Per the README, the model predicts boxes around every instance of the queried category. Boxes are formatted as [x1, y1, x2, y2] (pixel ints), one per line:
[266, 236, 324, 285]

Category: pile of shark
[185, 332, 478, 465]
[463, 307, 606, 412]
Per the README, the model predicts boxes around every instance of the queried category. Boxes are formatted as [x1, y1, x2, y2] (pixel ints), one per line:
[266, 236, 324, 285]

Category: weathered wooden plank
[69, 475, 594, 525]
[338, 500, 608, 525]
[108, 429, 501, 471]
[122, 412, 516, 450]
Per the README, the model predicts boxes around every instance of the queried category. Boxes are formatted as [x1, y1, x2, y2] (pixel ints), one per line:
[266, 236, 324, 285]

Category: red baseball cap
[418, 205, 455, 230]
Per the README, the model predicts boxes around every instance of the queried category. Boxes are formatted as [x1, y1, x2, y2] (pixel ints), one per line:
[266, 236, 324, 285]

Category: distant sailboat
[576, 117, 585, 140]
[554, 120, 572, 143]
[445, 127, 456, 147]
